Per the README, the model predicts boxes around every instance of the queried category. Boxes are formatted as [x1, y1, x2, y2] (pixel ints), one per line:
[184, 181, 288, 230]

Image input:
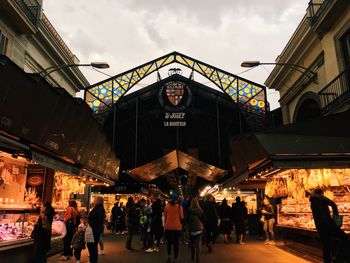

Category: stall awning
[128, 150, 226, 182]
[228, 109, 350, 187]
[0, 55, 119, 180]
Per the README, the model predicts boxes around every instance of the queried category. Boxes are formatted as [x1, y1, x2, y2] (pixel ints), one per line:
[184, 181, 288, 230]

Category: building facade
[0, 0, 88, 95]
[265, 0, 350, 124]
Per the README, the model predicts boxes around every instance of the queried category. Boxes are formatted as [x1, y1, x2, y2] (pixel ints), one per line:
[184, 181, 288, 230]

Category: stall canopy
[0, 55, 119, 180]
[128, 150, 226, 183]
[228, 109, 350, 187]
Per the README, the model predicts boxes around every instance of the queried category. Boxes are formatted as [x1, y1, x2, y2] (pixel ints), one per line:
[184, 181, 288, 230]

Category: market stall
[227, 118, 350, 260]
[0, 151, 57, 251]
[262, 168, 350, 259]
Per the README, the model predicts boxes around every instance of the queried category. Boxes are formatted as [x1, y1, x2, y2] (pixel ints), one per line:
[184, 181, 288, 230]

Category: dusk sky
[44, 0, 308, 109]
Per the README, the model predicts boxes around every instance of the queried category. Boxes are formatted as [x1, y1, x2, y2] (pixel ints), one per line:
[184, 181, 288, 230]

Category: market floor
[48, 233, 319, 263]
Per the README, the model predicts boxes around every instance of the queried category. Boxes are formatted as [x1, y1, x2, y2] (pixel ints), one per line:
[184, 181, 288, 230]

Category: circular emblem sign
[27, 175, 44, 186]
[159, 81, 192, 112]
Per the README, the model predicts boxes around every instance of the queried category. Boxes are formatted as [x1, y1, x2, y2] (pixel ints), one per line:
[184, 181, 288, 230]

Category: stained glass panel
[84, 51, 267, 115]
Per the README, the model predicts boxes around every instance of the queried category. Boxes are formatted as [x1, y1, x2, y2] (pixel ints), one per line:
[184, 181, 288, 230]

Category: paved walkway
[48, 233, 318, 263]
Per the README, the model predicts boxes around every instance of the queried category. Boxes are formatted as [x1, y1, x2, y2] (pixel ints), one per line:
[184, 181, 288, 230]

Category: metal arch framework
[84, 51, 268, 115]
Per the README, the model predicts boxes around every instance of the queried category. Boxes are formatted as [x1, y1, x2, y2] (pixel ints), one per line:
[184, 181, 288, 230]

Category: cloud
[43, 0, 308, 109]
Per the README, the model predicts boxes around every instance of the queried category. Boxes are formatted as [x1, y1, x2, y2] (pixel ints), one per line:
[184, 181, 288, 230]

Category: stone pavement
[48, 233, 319, 263]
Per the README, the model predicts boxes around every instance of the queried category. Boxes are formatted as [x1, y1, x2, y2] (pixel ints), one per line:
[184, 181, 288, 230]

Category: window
[0, 31, 8, 55]
[341, 29, 350, 67]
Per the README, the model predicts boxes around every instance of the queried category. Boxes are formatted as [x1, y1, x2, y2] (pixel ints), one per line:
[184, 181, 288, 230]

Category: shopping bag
[84, 224, 95, 243]
[333, 215, 343, 228]
[51, 220, 67, 239]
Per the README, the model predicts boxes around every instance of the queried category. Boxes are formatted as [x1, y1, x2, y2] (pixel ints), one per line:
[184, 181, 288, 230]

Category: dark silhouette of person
[310, 188, 348, 263]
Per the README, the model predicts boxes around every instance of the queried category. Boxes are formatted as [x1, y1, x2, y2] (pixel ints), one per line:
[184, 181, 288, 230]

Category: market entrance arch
[84, 52, 269, 193]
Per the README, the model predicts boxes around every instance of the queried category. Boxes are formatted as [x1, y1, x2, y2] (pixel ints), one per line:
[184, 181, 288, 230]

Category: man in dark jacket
[111, 202, 118, 234]
[310, 188, 348, 263]
[30, 202, 55, 263]
[125, 196, 138, 251]
[87, 196, 106, 263]
[202, 195, 218, 252]
[232, 197, 248, 244]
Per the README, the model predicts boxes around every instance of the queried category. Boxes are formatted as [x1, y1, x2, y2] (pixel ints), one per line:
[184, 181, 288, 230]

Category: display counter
[263, 168, 350, 260]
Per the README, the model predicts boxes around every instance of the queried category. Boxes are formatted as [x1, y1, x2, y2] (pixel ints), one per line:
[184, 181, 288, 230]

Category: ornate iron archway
[84, 51, 268, 121]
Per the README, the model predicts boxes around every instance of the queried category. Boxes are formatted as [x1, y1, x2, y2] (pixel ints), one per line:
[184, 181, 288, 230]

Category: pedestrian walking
[118, 202, 126, 234]
[187, 197, 205, 263]
[98, 233, 105, 255]
[111, 202, 118, 234]
[164, 193, 184, 263]
[60, 200, 79, 261]
[261, 198, 275, 245]
[71, 222, 86, 263]
[232, 197, 248, 244]
[151, 198, 163, 252]
[219, 198, 233, 243]
[87, 196, 106, 263]
[125, 196, 138, 251]
[139, 198, 154, 252]
[202, 194, 218, 252]
[310, 188, 349, 263]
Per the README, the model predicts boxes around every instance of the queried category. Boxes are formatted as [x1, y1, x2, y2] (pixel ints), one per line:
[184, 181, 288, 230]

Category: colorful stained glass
[84, 51, 267, 115]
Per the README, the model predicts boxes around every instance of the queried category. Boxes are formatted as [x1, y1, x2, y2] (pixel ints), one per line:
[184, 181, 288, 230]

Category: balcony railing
[14, 0, 41, 27]
[307, 0, 330, 26]
[319, 67, 350, 114]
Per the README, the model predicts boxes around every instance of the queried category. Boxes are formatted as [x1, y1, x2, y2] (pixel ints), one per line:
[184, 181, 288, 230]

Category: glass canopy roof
[84, 51, 267, 115]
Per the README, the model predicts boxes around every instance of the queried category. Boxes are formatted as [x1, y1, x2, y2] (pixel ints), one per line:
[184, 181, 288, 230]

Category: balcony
[0, 0, 41, 34]
[14, 0, 41, 27]
[307, 0, 348, 36]
[319, 67, 350, 115]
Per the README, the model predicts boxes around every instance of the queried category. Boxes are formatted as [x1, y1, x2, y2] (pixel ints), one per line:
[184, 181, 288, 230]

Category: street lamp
[241, 61, 317, 81]
[38, 62, 110, 78]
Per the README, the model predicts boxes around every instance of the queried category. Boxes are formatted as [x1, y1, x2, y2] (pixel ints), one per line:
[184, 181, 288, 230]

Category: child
[71, 223, 86, 263]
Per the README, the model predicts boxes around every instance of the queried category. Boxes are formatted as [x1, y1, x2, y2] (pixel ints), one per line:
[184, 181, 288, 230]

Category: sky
[43, 0, 308, 110]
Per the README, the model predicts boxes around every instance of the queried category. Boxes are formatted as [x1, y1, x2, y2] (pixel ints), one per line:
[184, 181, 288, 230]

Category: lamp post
[38, 62, 110, 78]
[241, 61, 317, 81]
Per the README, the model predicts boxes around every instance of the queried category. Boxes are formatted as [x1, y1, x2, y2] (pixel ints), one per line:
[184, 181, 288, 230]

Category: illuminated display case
[0, 209, 38, 248]
[278, 194, 350, 234]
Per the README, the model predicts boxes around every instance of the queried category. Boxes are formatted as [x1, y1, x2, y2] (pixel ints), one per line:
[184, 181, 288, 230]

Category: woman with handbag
[87, 196, 106, 263]
[60, 200, 78, 261]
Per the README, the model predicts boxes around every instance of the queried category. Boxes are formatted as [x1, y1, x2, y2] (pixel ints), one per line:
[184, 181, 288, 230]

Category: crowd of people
[122, 193, 254, 263]
[28, 193, 266, 263]
[29, 188, 349, 263]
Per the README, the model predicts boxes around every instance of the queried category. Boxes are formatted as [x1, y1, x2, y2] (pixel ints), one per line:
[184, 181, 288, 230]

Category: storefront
[91, 183, 159, 222]
[265, 168, 350, 259]
[228, 112, 350, 260]
[0, 55, 119, 260]
[0, 149, 61, 255]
